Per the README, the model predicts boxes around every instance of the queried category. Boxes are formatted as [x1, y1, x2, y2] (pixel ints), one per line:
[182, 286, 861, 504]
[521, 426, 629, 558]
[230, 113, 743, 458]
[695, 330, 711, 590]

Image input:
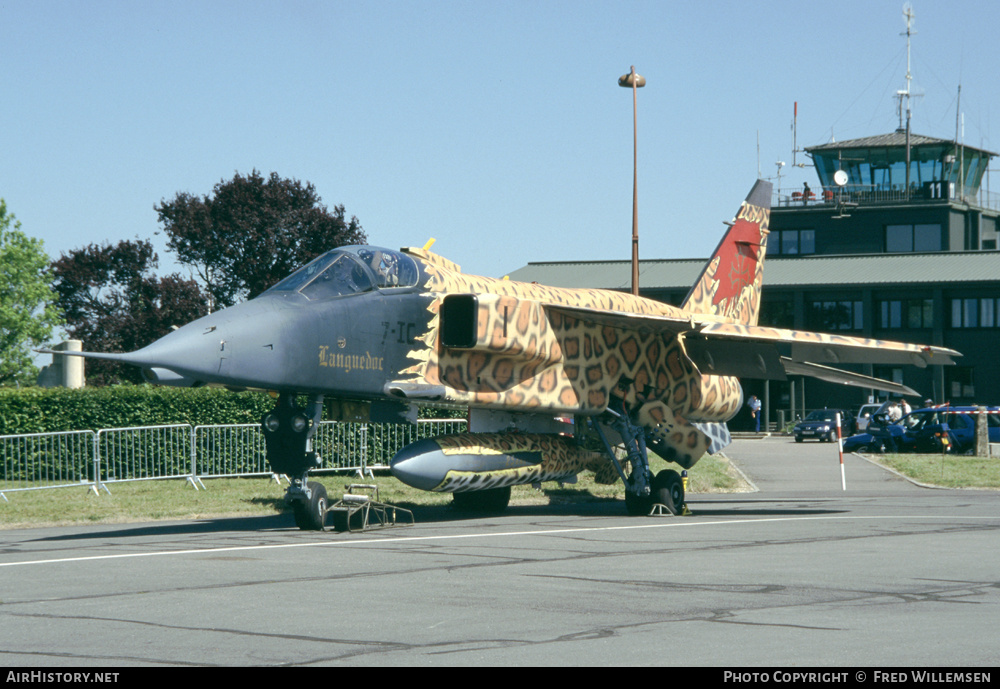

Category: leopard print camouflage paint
[398, 254, 744, 424]
[429, 432, 610, 493]
[392, 185, 771, 472]
[637, 401, 712, 468]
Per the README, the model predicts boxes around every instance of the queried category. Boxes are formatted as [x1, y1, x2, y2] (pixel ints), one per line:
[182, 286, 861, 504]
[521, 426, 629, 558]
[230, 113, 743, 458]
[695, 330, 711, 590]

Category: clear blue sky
[4, 0, 998, 290]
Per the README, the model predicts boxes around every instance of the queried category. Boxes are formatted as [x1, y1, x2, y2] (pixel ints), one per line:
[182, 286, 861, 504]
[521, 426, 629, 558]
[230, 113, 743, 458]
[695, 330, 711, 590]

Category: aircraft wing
[544, 305, 959, 392]
[779, 358, 919, 396]
[546, 305, 695, 336]
[690, 322, 960, 368]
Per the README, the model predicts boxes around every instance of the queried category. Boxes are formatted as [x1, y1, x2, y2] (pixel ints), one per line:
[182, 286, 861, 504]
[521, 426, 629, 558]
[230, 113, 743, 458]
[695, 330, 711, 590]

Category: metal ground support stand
[327, 484, 415, 533]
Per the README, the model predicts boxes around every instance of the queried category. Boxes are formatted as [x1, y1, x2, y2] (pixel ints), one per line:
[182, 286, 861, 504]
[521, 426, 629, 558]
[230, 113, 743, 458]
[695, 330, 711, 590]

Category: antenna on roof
[956, 84, 966, 199]
[792, 102, 799, 166]
[898, 3, 921, 194]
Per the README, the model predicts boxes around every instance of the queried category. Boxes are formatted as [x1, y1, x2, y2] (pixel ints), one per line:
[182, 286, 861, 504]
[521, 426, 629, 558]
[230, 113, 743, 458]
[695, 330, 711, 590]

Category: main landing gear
[592, 380, 687, 517]
[262, 392, 329, 530]
[452, 486, 512, 513]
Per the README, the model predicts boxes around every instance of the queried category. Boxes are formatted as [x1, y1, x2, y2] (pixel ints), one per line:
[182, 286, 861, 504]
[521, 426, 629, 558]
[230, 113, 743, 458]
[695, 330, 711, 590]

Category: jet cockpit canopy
[263, 246, 420, 300]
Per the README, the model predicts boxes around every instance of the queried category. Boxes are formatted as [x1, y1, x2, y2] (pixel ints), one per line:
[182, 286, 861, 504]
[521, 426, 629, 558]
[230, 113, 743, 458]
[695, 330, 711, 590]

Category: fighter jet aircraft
[45, 180, 959, 528]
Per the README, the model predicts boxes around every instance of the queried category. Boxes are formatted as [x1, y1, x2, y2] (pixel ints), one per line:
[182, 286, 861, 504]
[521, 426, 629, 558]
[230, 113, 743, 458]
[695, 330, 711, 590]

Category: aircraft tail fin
[681, 180, 771, 325]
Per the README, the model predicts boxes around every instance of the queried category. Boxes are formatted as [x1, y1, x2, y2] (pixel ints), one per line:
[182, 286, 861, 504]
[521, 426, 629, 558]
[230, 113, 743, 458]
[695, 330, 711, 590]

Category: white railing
[0, 418, 467, 500]
[774, 184, 1000, 211]
[0, 430, 98, 499]
[194, 423, 267, 480]
[98, 424, 195, 487]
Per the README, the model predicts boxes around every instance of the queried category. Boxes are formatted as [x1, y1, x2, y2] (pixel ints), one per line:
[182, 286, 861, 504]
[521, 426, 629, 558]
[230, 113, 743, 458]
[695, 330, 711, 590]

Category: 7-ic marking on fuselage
[383, 321, 417, 345]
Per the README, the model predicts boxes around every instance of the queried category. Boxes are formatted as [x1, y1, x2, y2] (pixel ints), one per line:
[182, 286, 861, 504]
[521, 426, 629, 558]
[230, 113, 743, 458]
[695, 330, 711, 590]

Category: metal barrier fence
[0, 430, 98, 499]
[195, 424, 267, 480]
[0, 418, 466, 500]
[98, 424, 195, 487]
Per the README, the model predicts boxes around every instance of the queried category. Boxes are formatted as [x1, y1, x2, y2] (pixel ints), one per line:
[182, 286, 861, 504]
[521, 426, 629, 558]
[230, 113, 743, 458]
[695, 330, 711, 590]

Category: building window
[950, 298, 1000, 328]
[774, 229, 815, 256]
[982, 299, 996, 328]
[879, 299, 933, 328]
[809, 300, 862, 331]
[874, 366, 905, 394]
[885, 224, 942, 252]
[946, 367, 975, 399]
[759, 300, 795, 329]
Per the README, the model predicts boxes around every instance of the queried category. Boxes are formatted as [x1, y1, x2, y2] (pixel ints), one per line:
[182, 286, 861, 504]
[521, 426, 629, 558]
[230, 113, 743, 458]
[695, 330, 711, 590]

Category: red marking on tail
[711, 218, 761, 307]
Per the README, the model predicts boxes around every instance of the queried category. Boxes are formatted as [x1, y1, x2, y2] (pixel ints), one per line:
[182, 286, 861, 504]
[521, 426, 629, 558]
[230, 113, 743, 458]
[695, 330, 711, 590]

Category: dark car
[793, 409, 854, 442]
[842, 406, 1000, 454]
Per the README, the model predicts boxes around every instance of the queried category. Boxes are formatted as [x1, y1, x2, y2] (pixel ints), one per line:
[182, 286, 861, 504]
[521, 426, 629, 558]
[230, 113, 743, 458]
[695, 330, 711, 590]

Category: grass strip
[0, 453, 750, 530]
[869, 452, 1000, 489]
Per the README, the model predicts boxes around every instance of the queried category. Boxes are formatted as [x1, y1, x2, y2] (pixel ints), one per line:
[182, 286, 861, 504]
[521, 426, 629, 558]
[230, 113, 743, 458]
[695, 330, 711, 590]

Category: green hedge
[0, 387, 274, 436]
[0, 387, 465, 436]
[1, 387, 468, 479]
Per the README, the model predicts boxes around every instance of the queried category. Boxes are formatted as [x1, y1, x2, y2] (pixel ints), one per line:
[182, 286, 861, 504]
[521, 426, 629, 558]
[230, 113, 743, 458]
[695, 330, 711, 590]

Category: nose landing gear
[262, 392, 329, 530]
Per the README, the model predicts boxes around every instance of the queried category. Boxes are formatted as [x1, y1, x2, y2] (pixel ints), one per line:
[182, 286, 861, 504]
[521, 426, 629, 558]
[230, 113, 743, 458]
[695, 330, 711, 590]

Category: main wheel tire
[293, 481, 328, 531]
[624, 489, 652, 516]
[652, 469, 685, 516]
[452, 486, 511, 513]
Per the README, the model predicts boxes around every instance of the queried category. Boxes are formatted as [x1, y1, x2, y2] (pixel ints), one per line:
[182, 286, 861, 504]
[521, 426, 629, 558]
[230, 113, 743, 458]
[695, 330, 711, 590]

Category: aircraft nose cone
[132, 297, 295, 388]
[134, 316, 229, 381]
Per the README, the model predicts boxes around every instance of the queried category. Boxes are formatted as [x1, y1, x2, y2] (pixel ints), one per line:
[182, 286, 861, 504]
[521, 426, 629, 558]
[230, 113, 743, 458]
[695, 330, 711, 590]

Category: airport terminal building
[509, 131, 1000, 425]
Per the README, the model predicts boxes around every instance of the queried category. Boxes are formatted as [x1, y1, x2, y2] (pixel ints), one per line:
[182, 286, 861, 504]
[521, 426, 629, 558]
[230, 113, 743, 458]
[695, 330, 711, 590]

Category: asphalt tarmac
[1, 437, 997, 667]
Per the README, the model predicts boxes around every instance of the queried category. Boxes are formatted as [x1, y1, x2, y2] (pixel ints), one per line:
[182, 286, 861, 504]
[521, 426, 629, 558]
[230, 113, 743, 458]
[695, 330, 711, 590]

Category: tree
[0, 200, 62, 386]
[50, 239, 209, 385]
[155, 170, 366, 308]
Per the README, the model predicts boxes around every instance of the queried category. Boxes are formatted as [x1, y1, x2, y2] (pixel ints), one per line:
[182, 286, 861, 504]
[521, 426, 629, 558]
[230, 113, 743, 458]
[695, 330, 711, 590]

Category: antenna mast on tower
[898, 4, 916, 193]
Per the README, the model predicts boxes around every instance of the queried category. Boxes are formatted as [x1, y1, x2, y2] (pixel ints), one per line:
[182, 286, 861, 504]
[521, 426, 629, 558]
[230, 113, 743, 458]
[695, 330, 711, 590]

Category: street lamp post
[619, 66, 645, 296]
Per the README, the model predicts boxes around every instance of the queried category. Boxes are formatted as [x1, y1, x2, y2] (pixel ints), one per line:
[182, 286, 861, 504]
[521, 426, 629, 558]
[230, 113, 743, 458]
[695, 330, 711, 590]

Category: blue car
[842, 406, 1000, 454]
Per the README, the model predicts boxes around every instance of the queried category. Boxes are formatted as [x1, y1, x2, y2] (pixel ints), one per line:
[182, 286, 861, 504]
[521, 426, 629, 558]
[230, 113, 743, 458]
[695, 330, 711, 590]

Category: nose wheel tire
[293, 481, 328, 531]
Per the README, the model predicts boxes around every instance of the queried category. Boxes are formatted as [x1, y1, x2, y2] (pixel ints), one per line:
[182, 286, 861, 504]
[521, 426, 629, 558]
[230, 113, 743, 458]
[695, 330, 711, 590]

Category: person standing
[748, 395, 762, 432]
[888, 402, 902, 422]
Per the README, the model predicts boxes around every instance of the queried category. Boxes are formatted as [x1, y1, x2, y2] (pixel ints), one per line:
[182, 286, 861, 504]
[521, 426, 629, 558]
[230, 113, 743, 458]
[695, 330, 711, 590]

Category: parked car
[855, 403, 883, 432]
[842, 406, 1000, 454]
[793, 409, 854, 442]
